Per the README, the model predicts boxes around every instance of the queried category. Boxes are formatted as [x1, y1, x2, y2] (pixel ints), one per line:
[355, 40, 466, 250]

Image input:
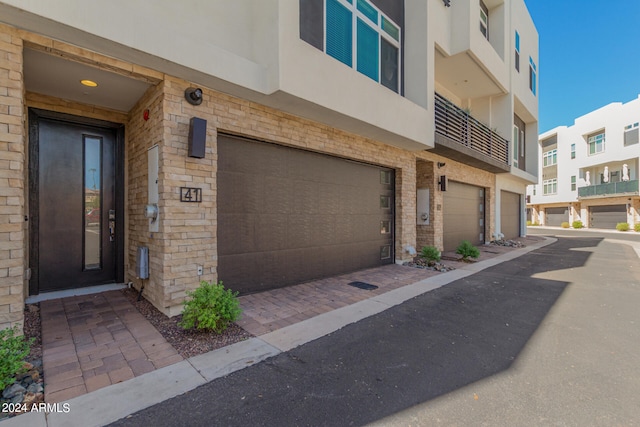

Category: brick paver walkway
[236, 237, 542, 336]
[39, 236, 540, 403]
[41, 291, 183, 403]
[237, 264, 440, 336]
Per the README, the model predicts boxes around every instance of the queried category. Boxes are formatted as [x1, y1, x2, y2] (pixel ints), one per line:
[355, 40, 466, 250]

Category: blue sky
[524, 0, 640, 133]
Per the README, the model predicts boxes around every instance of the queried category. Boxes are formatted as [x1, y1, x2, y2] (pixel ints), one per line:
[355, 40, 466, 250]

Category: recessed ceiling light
[80, 79, 98, 87]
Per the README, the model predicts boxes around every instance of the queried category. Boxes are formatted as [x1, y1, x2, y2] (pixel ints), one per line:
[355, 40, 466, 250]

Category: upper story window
[571, 175, 576, 191]
[529, 57, 537, 95]
[624, 122, 639, 146]
[515, 31, 520, 72]
[479, 0, 489, 40]
[543, 149, 557, 167]
[543, 178, 557, 195]
[587, 131, 605, 155]
[325, 0, 401, 92]
[570, 143, 576, 159]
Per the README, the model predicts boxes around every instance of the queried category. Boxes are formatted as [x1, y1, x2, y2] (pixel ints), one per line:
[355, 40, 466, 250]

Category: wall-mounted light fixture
[184, 87, 203, 105]
[439, 175, 448, 191]
[437, 162, 446, 169]
[443, 0, 451, 6]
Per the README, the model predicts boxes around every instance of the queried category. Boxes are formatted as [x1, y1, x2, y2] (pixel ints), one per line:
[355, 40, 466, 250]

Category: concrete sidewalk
[3, 237, 556, 427]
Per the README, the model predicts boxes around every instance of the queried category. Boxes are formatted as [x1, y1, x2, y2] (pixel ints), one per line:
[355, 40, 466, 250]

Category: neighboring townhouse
[0, 0, 538, 330]
[528, 95, 640, 229]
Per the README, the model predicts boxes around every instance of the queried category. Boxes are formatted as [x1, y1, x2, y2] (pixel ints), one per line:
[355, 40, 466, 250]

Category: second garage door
[546, 207, 568, 226]
[443, 181, 485, 251]
[501, 190, 521, 240]
[590, 205, 626, 229]
[217, 135, 395, 294]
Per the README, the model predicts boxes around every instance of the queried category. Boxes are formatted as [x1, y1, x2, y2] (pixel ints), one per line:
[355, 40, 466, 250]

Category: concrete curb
[1, 237, 556, 427]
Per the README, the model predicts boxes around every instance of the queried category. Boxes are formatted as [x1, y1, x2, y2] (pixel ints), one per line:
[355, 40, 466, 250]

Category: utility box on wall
[148, 145, 159, 232]
[417, 188, 430, 225]
[136, 246, 149, 279]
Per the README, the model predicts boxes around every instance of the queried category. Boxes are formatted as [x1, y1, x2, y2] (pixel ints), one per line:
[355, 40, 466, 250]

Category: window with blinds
[321, 0, 401, 93]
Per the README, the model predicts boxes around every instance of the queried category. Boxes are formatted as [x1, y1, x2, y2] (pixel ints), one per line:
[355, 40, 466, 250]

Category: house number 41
[180, 187, 202, 203]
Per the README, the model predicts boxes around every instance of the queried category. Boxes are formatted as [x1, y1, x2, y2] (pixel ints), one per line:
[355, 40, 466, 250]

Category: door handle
[109, 209, 115, 242]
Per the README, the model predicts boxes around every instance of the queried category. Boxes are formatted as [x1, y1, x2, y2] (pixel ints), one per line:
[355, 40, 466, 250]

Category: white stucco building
[528, 95, 640, 228]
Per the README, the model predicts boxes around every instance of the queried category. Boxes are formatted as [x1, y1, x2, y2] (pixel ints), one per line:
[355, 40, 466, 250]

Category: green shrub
[456, 240, 480, 260]
[572, 220, 583, 229]
[527, 221, 539, 226]
[526, 220, 532, 226]
[420, 246, 441, 262]
[561, 222, 570, 228]
[0, 326, 34, 390]
[616, 222, 630, 232]
[635, 223, 640, 232]
[179, 281, 242, 333]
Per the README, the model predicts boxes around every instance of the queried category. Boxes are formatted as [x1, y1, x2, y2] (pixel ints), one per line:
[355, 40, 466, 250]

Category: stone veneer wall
[415, 152, 496, 250]
[150, 76, 417, 315]
[0, 24, 25, 330]
[125, 81, 167, 313]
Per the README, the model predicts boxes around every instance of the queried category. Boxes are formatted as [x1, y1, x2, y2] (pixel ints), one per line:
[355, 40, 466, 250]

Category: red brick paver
[237, 264, 440, 336]
[41, 291, 183, 403]
[237, 236, 543, 336]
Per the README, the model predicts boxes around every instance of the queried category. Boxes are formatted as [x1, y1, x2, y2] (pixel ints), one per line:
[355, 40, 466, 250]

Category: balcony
[433, 93, 510, 173]
[578, 180, 639, 199]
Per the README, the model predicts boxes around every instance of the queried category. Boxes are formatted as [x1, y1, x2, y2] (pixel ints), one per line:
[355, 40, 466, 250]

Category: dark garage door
[443, 181, 485, 251]
[590, 205, 626, 229]
[217, 135, 394, 294]
[501, 190, 520, 240]
[546, 207, 568, 226]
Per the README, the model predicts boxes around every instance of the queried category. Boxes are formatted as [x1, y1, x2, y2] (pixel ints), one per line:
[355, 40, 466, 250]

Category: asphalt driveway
[110, 235, 640, 426]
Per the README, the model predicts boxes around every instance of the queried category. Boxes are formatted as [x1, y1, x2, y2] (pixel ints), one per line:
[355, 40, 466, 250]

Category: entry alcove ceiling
[23, 48, 152, 112]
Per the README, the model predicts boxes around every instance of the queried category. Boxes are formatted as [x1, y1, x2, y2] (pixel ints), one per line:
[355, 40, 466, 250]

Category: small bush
[456, 240, 480, 260]
[572, 220, 583, 229]
[420, 246, 441, 262]
[635, 223, 640, 232]
[0, 326, 34, 390]
[526, 220, 532, 226]
[179, 281, 242, 333]
[561, 222, 570, 228]
[616, 222, 629, 232]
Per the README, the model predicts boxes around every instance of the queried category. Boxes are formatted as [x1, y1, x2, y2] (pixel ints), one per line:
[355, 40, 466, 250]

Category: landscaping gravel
[120, 288, 253, 359]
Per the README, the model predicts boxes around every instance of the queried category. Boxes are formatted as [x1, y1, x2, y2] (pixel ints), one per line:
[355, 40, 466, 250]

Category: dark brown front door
[29, 110, 123, 293]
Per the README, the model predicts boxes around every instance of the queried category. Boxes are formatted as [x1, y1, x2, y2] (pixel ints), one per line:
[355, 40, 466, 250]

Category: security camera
[185, 87, 203, 105]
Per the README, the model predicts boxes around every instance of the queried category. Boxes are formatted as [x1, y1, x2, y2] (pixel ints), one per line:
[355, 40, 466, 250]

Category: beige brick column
[0, 26, 25, 330]
[416, 159, 436, 250]
[395, 158, 417, 262]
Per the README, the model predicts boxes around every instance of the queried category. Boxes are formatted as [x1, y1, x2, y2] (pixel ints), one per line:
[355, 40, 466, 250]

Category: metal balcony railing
[434, 93, 509, 165]
[577, 180, 639, 198]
